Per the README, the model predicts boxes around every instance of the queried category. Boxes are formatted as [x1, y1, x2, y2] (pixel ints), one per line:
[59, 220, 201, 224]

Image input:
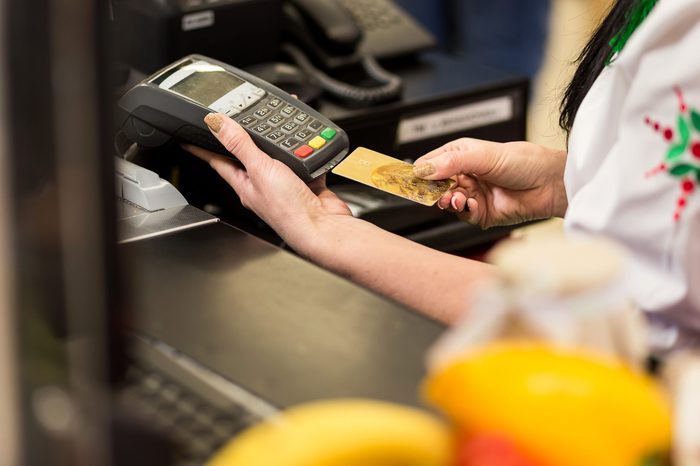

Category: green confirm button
[320, 127, 336, 140]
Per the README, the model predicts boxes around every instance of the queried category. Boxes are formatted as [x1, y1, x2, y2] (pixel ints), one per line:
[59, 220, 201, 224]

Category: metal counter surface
[121, 222, 446, 408]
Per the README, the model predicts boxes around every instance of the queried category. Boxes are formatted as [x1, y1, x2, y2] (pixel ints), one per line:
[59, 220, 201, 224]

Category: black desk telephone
[283, 0, 435, 68]
[112, 0, 435, 104]
[279, 0, 435, 104]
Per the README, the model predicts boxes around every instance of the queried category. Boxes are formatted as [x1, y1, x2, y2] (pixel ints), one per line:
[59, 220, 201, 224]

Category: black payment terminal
[117, 55, 349, 182]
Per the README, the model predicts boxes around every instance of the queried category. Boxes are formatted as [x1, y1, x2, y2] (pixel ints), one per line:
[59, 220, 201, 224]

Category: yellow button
[308, 136, 326, 149]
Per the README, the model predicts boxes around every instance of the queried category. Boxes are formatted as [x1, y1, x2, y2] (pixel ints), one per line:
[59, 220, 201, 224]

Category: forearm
[290, 215, 495, 325]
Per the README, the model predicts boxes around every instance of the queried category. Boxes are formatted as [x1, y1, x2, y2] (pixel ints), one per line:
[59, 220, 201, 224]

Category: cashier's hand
[182, 113, 351, 244]
[413, 138, 568, 229]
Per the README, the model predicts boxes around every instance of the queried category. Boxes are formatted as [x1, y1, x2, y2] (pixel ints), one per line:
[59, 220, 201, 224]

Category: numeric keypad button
[254, 107, 271, 118]
[280, 138, 300, 150]
[281, 105, 297, 117]
[252, 123, 271, 135]
[267, 114, 285, 126]
[295, 129, 312, 141]
[307, 119, 323, 131]
[295, 112, 310, 123]
[266, 130, 284, 141]
[281, 122, 299, 133]
[238, 116, 257, 126]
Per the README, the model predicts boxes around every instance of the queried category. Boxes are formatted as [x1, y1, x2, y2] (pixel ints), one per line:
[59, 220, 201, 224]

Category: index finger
[413, 140, 457, 166]
[415, 138, 499, 165]
[204, 113, 269, 173]
[413, 141, 502, 180]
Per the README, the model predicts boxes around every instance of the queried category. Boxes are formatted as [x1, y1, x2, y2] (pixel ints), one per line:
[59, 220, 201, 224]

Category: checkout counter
[116, 161, 445, 464]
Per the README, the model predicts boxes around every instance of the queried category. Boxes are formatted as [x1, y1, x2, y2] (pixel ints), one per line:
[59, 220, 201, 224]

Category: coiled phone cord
[281, 43, 402, 104]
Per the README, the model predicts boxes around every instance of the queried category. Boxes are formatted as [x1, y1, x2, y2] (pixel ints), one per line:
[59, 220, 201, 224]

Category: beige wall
[528, 0, 613, 149]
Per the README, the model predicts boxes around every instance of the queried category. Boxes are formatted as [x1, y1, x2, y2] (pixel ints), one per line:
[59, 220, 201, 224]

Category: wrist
[549, 149, 569, 217]
[280, 211, 353, 262]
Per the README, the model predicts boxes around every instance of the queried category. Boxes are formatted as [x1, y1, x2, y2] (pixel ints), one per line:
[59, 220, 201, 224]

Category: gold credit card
[332, 147, 454, 206]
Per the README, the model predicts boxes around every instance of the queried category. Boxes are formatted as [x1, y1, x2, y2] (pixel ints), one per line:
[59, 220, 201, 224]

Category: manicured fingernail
[204, 113, 223, 133]
[413, 163, 435, 177]
[451, 196, 460, 210]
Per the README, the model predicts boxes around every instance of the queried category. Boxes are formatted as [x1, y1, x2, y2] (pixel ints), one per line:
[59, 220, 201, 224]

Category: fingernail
[204, 113, 224, 133]
[413, 163, 435, 177]
[451, 196, 460, 210]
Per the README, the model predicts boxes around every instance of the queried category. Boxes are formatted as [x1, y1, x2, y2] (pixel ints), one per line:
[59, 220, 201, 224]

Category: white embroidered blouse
[563, 0, 700, 333]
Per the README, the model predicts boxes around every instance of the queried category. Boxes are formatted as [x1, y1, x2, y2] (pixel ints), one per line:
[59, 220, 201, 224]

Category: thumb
[203, 112, 270, 174]
[412, 149, 499, 180]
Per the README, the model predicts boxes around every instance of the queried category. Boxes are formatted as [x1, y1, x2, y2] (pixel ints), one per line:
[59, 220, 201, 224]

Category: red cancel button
[294, 145, 313, 158]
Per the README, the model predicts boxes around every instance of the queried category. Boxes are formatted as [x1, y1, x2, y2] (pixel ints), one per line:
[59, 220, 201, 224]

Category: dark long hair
[559, 0, 641, 135]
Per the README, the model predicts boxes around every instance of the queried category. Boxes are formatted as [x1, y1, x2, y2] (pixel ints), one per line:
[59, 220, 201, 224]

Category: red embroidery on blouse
[644, 86, 699, 221]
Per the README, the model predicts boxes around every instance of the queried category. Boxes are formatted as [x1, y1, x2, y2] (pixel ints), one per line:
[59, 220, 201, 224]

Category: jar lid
[487, 235, 624, 296]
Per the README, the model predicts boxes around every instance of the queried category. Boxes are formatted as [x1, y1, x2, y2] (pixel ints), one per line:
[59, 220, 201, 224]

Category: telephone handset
[280, 0, 436, 105]
[285, 0, 362, 60]
[283, 0, 362, 68]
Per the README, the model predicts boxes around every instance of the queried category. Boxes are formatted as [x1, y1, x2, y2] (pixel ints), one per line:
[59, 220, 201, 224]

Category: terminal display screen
[169, 71, 244, 106]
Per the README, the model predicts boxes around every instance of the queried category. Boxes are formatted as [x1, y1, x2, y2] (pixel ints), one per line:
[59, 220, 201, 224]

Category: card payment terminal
[118, 55, 349, 182]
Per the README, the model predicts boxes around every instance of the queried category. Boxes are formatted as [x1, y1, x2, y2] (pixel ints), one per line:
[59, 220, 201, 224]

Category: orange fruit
[423, 341, 671, 466]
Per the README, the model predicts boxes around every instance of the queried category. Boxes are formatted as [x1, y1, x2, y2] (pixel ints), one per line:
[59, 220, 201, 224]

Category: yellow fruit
[206, 398, 453, 466]
[423, 341, 671, 466]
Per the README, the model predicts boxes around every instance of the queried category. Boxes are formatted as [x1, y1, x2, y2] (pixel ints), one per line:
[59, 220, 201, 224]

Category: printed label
[182, 10, 215, 31]
[398, 96, 513, 144]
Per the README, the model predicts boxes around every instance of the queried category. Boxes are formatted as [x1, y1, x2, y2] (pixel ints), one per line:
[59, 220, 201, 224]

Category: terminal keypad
[237, 97, 339, 159]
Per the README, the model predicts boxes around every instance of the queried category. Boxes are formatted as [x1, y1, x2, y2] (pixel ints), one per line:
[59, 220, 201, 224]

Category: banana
[206, 398, 453, 466]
